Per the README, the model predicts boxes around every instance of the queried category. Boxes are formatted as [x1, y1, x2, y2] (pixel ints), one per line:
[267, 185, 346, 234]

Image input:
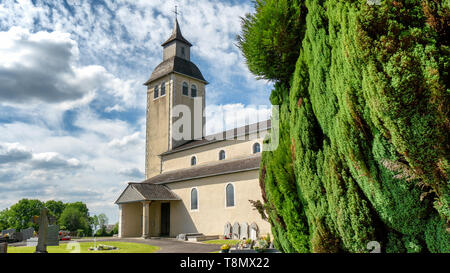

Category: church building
[115, 19, 272, 241]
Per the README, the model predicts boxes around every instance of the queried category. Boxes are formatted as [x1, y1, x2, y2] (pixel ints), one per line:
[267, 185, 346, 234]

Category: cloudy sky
[0, 0, 272, 223]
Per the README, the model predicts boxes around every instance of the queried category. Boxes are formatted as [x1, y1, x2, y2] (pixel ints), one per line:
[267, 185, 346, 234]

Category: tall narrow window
[182, 82, 189, 96]
[154, 86, 159, 99]
[191, 188, 198, 210]
[181, 47, 185, 57]
[161, 82, 166, 96]
[219, 150, 226, 161]
[253, 143, 261, 154]
[191, 156, 197, 166]
[191, 85, 197, 97]
[226, 184, 235, 207]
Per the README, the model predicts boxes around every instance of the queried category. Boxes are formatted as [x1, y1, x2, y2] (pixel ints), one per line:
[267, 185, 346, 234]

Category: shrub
[240, 0, 449, 253]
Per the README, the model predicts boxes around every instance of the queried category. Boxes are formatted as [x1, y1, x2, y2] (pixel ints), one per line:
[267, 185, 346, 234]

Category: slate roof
[144, 154, 262, 185]
[115, 183, 181, 204]
[144, 56, 207, 85]
[161, 19, 192, 47]
[161, 120, 272, 156]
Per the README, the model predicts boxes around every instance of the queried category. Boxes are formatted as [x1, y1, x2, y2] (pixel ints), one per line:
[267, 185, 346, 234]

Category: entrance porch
[115, 183, 181, 238]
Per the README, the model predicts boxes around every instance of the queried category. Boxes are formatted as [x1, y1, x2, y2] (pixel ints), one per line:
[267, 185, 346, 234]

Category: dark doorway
[161, 203, 170, 236]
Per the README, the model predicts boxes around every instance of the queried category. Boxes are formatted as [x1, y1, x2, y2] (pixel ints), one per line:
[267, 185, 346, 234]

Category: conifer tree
[239, 0, 449, 253]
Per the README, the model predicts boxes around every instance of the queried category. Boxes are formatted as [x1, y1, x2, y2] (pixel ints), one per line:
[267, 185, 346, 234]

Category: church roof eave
[142, 154, 262, 185]
[159, 120, 272, 156]
[144, 56, 208, 85]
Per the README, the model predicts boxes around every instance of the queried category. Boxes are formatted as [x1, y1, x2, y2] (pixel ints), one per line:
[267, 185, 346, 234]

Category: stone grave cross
[32, 207, 56, 253]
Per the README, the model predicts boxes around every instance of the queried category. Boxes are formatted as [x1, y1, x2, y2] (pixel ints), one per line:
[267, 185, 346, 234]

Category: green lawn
[202, 239, 240, 245]
[7, 241, 160, 253]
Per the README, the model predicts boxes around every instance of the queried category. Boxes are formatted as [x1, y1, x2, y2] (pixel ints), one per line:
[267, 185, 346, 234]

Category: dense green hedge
[240, 0, 449, 253]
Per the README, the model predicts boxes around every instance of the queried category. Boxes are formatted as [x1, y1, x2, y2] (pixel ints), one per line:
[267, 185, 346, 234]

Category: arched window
[160, 82, 166, 96]
[154, 86, 159, 99]
[226, 184, 235, 207]
[191, 188, 198, 210]
[253, 143, 261, 154]
[182, 82, 189, 96]
[191, 156, 197, 166]
[191, 85, 197, 98]
[219, 150, 226, 161]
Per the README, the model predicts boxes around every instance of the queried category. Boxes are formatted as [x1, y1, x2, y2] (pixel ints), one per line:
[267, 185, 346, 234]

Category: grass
[202, 239, 240, 245]
[7, 241, 160, 253]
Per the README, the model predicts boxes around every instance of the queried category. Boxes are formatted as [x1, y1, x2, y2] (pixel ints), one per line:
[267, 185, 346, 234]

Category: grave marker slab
[250, 222, 259, 240]
[15, 232, 24, 242]
[232, 222, 240, 239]
[0, 242, 7, 253]
[21, 227, 34, 241]
[1, 229, 15, 237]
[46, 225, 60, 246]
[240, 222, 249, 240]
[224, 222, 231, 238]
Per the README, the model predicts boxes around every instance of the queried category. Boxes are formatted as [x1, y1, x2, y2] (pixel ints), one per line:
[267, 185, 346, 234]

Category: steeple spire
[161, 14, 192, 47]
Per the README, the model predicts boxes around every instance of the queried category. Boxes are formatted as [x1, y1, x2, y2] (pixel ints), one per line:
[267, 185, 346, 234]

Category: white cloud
[0, 27, 86, 103]
[108, 132, 143, 149]
[0, 142, 32, 164]
[118, 167, 145, 180]
[31, 152, 83, 170]
[0, 27, 141, 118]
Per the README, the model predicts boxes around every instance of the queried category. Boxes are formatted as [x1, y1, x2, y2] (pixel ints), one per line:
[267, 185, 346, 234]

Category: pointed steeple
[161, 19, 192, 47]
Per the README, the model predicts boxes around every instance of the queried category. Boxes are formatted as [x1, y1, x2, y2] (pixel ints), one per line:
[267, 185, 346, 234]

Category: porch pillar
[142, 201, 151, 239]
[118, 204, 124, 238]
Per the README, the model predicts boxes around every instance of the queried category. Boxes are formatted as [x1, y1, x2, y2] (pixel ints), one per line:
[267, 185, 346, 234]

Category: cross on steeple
[173, 5, 179, 20]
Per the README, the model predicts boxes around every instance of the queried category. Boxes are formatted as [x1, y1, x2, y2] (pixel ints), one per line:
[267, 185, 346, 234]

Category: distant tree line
[0, 199, 118, 237]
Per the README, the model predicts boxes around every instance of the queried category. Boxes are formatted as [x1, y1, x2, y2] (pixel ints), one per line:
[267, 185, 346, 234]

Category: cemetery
[218, 222, 280, 253]
[0, 208, 63, 253]
[1, 207, 278, 253]
[175, 221, 280, 253]
[0, 207, 158, 253]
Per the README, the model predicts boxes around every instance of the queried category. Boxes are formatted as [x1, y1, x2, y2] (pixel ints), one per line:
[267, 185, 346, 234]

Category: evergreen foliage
[239, 0, 449, 253]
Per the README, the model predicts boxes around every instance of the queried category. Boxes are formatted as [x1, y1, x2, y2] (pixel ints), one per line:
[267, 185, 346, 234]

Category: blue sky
[0, 0, 272, 223]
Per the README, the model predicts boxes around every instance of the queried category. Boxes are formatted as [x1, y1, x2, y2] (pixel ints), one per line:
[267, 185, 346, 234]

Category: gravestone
[33, 207, 49, 253]
[240, 222, 249, 240]
[46, 225, 60, 246]
[15, 232, 24, 242]
[249, 222, 259, 240]
[2, 229, 15, 237]
[0, 242, 6, 253]
[232, 222, 240, 239]
[224, 222, 231, 238]
[21, 228, 34, 241]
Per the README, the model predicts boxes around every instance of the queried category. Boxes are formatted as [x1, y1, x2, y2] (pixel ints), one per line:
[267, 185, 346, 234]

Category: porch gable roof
[115, 183, 181, 204]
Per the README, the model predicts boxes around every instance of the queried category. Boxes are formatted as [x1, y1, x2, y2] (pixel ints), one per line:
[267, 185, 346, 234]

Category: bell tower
[144, 18, 208, 179]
